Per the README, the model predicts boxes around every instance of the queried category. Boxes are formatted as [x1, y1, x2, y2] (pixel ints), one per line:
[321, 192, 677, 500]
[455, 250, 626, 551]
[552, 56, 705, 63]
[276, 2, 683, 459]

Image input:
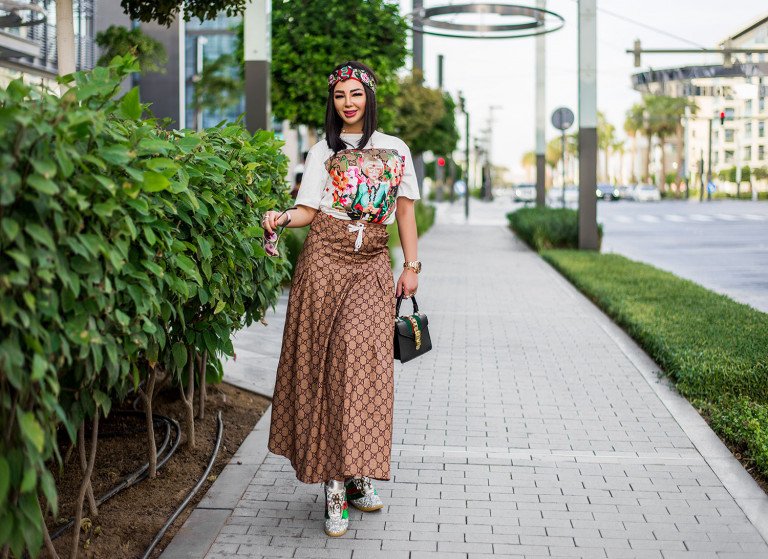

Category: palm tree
[597, 112, 617, 183]
[644, 95, 697, 191]
[521, 151, 536, 182]
[624, 105, 643, 182]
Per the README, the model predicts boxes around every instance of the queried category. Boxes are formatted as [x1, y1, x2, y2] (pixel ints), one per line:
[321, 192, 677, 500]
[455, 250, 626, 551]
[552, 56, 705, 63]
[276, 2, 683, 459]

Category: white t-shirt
[294, 130, 421, 225]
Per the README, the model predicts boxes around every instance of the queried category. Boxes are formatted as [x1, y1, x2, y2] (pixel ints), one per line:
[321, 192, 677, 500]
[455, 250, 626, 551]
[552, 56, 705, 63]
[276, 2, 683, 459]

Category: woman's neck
[341, 127, 364, 134]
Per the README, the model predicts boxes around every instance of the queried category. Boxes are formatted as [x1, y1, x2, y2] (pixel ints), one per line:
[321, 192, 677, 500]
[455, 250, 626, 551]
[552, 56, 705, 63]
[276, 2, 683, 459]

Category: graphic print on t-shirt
[325, 148, 405, 224]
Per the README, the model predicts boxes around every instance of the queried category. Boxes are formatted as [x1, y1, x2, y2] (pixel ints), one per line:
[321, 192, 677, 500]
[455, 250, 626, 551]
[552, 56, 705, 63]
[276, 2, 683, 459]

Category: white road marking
[715, 213, 739, 221]
[743, 214, 767, 221]
[689, 214, 714, 222]
[664, 214, 687, 222]
[638, 214, 660, 223]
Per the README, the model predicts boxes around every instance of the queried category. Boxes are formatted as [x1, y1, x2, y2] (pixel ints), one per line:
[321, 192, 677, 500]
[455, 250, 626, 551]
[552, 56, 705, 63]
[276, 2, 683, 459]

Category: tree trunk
[659, 136, 667, 192]
[631, 135, 638, 182]
[78, 423, 98, 517]
[138, 366, 158, 479]
[645, 134, 652, 182]
[197, 351, 208, 421]
[179, 347, 196, 448]
[604, 147, 610, 184]
[56, 0, 76, 77]
[71, 413, 99, 559]
[42, 517, 60, 559]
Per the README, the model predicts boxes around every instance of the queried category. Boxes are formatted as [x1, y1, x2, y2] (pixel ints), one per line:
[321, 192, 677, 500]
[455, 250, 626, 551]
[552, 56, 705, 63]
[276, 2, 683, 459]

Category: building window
[745, 146, 752, 161]
[746, 100, 753, 115]
[746, 122, 752, 138]
[725, 150, 734, 164]
[760, 145, 765, 161]
[725, 129, 735, 142]
[714, 152, 720, 165]
[760, 97, 766, 112]
[760, 122, 766, 138]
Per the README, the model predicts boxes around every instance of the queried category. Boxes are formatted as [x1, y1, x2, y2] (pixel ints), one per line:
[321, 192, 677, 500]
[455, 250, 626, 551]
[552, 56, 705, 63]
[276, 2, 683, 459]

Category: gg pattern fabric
[268, 211, 396, 483]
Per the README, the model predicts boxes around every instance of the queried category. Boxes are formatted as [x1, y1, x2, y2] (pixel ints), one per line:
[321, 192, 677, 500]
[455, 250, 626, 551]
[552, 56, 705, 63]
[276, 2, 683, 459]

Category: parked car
[514, 183, 537, 203]
[618, 185, 633, 200]
[632, 184, 661, 202]
[596, 183, 620, 201]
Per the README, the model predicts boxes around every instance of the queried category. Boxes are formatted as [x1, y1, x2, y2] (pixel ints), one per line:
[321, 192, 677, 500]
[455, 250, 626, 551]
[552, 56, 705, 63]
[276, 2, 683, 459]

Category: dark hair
[325, 60, 379, 153]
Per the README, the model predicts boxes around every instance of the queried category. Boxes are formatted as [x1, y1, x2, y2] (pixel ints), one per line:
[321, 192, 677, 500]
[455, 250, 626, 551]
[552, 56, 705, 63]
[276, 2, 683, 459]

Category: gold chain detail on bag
[406, 316, 422, 350]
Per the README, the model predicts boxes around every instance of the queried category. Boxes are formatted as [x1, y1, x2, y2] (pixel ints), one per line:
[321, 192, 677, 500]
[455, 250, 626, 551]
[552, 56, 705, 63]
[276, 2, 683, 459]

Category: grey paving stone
[160, 200, 768, 558]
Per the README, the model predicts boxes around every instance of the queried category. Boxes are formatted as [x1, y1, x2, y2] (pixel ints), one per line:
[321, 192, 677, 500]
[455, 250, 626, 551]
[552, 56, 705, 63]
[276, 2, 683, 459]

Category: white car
[632, 184, 661, 202]
[514, 184, 537, 203]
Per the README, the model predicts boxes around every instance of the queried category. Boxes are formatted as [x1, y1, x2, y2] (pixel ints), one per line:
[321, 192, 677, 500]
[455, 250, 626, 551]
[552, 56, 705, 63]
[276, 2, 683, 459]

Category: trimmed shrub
[0, 55, 290, 557]
[507, 207, 603, 251]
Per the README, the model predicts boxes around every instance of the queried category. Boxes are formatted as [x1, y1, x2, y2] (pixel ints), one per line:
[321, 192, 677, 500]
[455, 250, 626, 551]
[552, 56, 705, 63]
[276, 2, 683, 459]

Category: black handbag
[394, 295, 432, 363]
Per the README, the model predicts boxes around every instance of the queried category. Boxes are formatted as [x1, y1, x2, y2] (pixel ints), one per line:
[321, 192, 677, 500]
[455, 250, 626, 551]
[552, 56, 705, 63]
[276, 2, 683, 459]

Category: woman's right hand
[262, 210, 289, 234]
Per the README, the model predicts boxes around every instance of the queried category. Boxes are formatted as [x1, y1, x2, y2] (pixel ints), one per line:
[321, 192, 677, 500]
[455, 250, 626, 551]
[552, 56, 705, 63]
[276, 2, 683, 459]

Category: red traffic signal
[437, 157, 446, 167]
[720, 111, 725, 125]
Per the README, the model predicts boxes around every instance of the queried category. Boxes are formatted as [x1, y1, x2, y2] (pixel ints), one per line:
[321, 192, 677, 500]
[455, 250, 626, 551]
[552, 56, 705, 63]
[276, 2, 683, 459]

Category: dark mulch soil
[44, 383, 270, 559]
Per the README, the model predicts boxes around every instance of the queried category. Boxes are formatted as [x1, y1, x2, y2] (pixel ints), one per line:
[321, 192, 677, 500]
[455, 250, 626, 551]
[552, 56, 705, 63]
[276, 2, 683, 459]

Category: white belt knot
[347, 221, 366, 252]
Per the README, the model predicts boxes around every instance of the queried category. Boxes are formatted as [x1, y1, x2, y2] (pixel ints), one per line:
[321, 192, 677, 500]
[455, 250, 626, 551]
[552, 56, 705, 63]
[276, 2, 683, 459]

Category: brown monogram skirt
[267, 211, 396, 484]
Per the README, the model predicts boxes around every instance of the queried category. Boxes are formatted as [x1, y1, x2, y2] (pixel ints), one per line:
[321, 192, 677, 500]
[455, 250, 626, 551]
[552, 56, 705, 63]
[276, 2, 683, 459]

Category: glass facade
[0, 0, 95, 73]
[184, 13, 244, 130]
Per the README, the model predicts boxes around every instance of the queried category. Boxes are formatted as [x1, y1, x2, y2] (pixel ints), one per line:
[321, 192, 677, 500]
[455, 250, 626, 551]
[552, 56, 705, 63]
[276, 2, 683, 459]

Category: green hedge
[0, 55, 290, 557]
[507, 207, 603, 251]
[542, 250, 768, 478]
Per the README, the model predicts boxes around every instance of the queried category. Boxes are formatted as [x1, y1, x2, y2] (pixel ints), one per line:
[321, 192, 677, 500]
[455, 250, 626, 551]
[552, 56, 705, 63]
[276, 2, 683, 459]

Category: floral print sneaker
[344, 476, 384, 512]
[324, 482, 349, 537]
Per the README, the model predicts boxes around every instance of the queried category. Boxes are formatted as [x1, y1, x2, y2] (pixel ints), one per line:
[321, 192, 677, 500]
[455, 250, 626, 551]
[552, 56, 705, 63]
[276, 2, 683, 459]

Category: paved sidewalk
[162, 199, 768, 559]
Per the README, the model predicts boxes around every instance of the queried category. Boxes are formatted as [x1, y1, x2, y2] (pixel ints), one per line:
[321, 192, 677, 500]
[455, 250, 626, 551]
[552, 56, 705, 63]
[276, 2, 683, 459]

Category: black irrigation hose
[141, 410, 224, 559]
[49, 411, 180, 541]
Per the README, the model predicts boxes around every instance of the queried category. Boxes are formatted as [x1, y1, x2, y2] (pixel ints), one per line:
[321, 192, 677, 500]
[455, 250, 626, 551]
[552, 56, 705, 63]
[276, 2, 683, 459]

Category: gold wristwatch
[403, 260, 422, 274]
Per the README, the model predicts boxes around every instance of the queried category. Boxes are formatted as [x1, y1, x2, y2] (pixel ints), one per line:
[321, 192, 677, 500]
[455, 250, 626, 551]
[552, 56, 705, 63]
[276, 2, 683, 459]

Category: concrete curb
[536, 251, 768, 546]
[158, 406, 273, 559]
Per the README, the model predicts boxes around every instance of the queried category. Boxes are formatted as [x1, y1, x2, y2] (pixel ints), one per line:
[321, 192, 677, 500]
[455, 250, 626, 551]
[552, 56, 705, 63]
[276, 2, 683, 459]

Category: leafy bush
[0, 54, 290, 557]
[507, 207, 603, 251]
[705, 398, 768, 474]
[542, 250, 768, 477]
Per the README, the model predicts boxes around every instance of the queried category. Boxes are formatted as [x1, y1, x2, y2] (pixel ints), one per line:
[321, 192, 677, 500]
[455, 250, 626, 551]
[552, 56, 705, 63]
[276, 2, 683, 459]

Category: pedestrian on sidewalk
[261, 61, 422, 537]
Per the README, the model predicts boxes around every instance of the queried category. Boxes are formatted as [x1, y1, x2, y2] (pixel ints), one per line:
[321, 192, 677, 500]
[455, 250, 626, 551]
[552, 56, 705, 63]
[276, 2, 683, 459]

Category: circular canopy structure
[0, 0, 46, 27]
[405, 3, 564, 40]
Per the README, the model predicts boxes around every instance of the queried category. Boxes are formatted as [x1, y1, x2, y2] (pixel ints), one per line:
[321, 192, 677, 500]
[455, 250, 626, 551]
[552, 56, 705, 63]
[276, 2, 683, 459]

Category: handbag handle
[395, 294, 419, 317]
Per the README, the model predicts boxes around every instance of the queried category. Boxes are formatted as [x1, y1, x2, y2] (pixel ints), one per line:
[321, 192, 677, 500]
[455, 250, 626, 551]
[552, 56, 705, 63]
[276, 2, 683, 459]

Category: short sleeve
[294, 144, 328, 209]
[397, 142, 421, 200]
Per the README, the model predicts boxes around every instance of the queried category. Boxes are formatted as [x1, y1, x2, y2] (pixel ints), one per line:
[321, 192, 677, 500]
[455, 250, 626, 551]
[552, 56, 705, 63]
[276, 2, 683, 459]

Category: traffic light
[437, 157, 446, 167]
[720, 111, 725, 125]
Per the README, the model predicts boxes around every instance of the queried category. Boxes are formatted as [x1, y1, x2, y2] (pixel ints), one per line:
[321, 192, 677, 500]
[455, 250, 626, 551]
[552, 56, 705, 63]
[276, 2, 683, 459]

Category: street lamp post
[577, 0, 599, 250]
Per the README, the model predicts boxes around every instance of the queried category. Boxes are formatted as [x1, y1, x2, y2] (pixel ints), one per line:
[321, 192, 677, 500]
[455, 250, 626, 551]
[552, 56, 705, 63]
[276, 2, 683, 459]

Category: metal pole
[178, 6, 186, 129]
[412, 0, 425, 195]
[465, 111, 470, 220]
[561, 130, 566, 208]
[244, 0, 271, 132]
[683, 104, 690, 199]
[578, 0, 599, 249]
[535, 0, 546, 207]
[699, 150, 705, 201]
[437, 54, 444, 89]
[706, 117, 713, 201]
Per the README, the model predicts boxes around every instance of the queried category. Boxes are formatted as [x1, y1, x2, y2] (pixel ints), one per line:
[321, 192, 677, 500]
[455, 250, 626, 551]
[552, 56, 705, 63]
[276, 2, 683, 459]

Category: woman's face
[334, 78, 366, 130]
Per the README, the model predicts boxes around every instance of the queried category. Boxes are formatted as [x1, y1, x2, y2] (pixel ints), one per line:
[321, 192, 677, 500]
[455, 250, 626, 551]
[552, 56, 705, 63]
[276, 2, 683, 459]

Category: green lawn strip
[541, 249, 768, 478]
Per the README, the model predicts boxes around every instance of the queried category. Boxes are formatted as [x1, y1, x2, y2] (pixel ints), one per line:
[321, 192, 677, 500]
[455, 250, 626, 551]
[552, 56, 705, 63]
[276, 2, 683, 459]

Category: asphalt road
[597, 199, 768, 313]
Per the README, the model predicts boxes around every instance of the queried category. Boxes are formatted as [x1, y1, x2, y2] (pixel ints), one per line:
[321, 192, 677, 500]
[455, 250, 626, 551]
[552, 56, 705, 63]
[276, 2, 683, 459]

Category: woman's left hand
[396, 269, 418, 298]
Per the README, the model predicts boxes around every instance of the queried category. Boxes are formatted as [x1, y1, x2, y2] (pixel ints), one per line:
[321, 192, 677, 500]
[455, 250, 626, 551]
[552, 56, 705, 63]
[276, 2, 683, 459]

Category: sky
[395, 0, 768, 179]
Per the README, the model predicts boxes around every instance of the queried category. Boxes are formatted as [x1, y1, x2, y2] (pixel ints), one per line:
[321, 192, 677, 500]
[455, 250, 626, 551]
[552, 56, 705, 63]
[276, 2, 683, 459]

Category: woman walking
[262, 61, 422, 537]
